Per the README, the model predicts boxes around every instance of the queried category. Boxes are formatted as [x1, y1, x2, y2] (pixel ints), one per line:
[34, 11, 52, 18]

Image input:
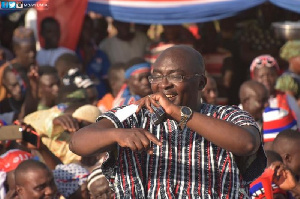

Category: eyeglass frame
[148, 74, 202, 83]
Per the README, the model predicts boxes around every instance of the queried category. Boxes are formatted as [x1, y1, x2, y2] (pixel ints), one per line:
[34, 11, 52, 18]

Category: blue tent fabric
[269, 0, 300, 15]
[1, 0, 300, 24]
[87, 0, 267, 24]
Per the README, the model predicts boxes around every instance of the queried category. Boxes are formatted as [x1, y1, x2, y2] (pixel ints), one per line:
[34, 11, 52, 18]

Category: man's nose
[44, 185, 54, 196]
[209, 90, 217, 98]
[159, 76, 172, 89]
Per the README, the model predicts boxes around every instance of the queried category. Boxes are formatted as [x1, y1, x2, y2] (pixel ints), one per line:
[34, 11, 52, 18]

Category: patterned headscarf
[53, 163, 89, 198]
[280, 40, 300, 61]
[250, 55, 280, 79]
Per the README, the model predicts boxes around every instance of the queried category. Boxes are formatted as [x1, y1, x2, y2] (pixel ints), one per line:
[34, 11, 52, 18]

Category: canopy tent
[86, 0, 300, 25]
[1, 0, 299, 24]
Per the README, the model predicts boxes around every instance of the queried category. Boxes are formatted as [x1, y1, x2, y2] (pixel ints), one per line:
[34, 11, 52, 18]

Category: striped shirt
[98, 103, 264, 198]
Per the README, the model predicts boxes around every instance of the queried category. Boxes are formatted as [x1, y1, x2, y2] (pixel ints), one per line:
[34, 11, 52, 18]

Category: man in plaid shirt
[70, 45, 266, 198]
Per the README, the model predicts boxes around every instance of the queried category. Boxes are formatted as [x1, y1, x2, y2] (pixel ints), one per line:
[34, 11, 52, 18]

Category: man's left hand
[135, 92, 176, 116]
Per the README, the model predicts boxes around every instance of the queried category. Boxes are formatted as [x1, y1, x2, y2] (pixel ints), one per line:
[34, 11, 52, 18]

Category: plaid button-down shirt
[98, 103, 263, 199]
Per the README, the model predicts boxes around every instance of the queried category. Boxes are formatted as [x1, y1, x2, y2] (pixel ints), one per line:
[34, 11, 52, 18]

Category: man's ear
[198, 75, 207, 91]
[283, 153, 292, 164]
[16, 185, 23, 195]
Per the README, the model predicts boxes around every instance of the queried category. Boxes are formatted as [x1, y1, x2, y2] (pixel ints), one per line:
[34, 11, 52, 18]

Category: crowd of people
[0, 3, 300, 199]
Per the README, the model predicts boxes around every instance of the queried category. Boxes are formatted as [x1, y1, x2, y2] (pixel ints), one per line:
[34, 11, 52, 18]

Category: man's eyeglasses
[148, 74, 201, 83]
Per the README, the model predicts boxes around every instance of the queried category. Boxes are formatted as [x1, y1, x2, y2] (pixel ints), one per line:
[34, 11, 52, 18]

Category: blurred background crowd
[1, 1, 300, 198]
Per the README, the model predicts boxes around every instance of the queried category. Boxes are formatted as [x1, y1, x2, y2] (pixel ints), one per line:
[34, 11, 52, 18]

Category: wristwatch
[178, 106, 193, 130]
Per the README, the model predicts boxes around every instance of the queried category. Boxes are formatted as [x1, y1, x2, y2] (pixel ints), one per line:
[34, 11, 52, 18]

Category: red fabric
[36, 0, 88, 50]
[250, 168, 274, 199]
[0, 149, 33, 172]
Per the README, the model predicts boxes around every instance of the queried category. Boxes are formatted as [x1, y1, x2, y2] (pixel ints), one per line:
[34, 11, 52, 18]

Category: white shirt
[99, 31, 149, 64]
[36, 47, 74, 67]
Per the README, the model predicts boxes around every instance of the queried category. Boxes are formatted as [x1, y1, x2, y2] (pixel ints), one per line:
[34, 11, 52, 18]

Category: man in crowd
[100, 20, 149, 64]
[70, 45, 266, 198]
[15, 160, 57, 199]
[36, 17, 74, 67]
[0, 27, 36, 102]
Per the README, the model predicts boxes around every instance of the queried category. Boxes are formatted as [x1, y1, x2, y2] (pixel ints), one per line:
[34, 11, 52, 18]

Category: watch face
[182, 106, 192, 115]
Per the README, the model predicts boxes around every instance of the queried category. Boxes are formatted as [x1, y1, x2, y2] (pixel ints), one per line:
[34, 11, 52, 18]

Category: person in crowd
[97, 63, 126, 113]
[70, 45, 266, 198]
[37, 66, 60, 110]
[76, 15, 110, 99]
[272, 129, 300, 177]
[87, 165, 114, 199]
[201, 74, 218, 105]
[2, 145, 61, 198]
[0, 45, 13, 67]
[112, 58, 152, 107]
[15, 160, 57, 199]
[145, 25, 195, 64]
[36, 17, 74, 67]
[1, 149, 33, 199]
[250, 150, 290, 199]
[62, 68, 98, 106]
[0, 27, 36, 102]
[250, 55, 300, 150]
[93, 17, 109, 46]
[239, 80, 269, 131]
[276, 40, 300, 106]
[272, 129, 300, 198]
[100, 20, 149, 64]
[54, 53, 82, 80]
[24, 102, 101, 164]
[53, 163, 89, 199]
[0, 64, 38, 124]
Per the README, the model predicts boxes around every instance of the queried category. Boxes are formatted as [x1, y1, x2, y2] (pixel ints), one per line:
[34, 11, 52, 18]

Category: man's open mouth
[166, 94, 177, 101]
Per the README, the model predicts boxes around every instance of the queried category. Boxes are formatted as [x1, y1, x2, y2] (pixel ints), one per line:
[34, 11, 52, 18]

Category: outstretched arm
[138, 92, 261, 156]
[69, 117, 161, 156]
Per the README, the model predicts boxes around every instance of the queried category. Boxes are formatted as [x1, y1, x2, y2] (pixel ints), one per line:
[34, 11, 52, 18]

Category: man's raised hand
[115, 128, 162, 155]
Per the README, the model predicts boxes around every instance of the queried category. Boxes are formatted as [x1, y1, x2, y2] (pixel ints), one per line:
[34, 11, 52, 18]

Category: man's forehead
[153, 47, 204, 73]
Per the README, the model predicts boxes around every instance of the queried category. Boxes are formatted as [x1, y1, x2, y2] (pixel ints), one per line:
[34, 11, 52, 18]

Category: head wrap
[125, 62, 151, 79]
[87, 166, 106, 191]
[72, 104, 101, 123]
[63, 68, 94, 89]
[250, 55, 280, 79]
[0, 149, 33, 172]
[280, 40, 300, 61]
[113, 62, 151, 106]
[53, 163, 89, 198]
[12, 27, 35, 44]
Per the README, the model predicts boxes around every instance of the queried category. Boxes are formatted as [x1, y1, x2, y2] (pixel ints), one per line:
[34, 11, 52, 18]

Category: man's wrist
[169, 105, 181, 121]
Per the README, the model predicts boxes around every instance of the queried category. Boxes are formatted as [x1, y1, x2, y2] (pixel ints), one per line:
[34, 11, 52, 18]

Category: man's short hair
[274, 129, 300, 142]
[41, 17, 59, 32]
[15, 160, 50, 185]
[55, 53, 81, 68]
[38, 66, 58, 76]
